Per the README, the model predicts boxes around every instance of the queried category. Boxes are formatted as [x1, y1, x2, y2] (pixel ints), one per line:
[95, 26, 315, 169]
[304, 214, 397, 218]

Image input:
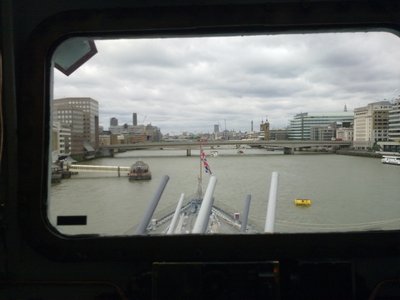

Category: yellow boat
[294, 198, 312, 206]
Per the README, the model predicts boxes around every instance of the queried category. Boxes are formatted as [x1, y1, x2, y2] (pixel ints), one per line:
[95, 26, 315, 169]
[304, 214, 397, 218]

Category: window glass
[50, 32, 400, 236]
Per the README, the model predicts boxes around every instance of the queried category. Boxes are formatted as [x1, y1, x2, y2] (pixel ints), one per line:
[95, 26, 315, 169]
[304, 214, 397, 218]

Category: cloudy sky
[53, 31, 400, 134]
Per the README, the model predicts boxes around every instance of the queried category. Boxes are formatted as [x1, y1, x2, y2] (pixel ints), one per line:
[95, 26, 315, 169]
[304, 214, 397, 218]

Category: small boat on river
[294, 198, 312, 206]
[209, 150, 218, 157]
[128, 161, 152, 180]
[381, 155, 400, 165]
[51, 164, 63, 184]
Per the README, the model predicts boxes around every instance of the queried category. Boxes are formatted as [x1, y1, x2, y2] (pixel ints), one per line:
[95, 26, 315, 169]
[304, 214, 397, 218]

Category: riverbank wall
[335, 149, 382, 158]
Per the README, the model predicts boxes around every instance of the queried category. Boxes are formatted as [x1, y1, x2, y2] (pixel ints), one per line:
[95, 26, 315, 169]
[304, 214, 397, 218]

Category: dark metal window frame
[18, 1, 400, 262]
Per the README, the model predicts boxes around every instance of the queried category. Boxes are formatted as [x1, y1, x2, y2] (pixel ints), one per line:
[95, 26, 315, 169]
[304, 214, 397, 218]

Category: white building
[353, 101, 392, 149]
[378, 97, 400, 154]
[52, 121, 71, 158]
[336, 127, 353, 141]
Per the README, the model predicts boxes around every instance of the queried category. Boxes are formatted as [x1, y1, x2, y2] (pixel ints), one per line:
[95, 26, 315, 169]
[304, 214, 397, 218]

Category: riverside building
[379, 97, 400, 153]
[353, 101, 392, 149]
[52, 121, 71, 160]
[109, 124, 162, 143]
[269, 129, 288, 141]
[53, 97, 99, 157]
[388, 97, 400, 142]
[288, 112, 353, 140]
[260, 119, 270, 140]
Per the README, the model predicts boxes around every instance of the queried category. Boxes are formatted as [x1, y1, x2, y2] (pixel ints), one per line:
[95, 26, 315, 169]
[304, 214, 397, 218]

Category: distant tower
[132, 113, 137, 126]
[344, 104, 347, 112]
[260, 118, 270, 141]
[251, 120, 253, 132]
[214, 124, 219, 133]
[110, 117, 118, 126]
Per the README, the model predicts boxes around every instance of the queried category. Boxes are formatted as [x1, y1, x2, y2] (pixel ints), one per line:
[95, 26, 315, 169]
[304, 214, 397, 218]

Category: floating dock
[68, 164, 130, 177]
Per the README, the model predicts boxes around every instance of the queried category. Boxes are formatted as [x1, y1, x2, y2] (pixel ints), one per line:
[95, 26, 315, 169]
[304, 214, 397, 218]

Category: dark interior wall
[2, 1, 400, 299]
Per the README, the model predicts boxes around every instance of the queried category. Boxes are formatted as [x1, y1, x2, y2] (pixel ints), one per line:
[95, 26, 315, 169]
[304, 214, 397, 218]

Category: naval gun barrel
[167, 193, 185, 235]
[135, 175, 170, 235]
[192, 175, 217, 234]
[264, 171, 279, 233]
[240, 194, 251, 233]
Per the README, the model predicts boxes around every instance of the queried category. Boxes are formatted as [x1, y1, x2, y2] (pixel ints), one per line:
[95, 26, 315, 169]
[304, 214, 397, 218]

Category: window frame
[19, 3, 400, 262]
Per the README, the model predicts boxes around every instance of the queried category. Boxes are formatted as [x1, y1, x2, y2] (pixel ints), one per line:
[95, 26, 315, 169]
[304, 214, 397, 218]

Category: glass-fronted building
[388, 97, 400, 142]
[288, 112, 354, 140]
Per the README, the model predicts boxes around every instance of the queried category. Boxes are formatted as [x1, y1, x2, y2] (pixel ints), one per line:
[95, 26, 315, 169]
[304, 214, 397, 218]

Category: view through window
[50, 32, 400, 236]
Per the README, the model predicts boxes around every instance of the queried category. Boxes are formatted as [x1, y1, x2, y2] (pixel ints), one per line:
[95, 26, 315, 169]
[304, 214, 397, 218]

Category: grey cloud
[54, 32, 400, 133]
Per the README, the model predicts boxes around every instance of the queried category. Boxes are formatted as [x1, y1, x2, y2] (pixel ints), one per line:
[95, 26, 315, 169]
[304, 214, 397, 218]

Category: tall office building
[214, 124, 219, 133]
[110, 117, 118, 126]
[288, 112, 353, 140]
[388, 97, 400, 142]
[132, 113, 138, 126]
[53, 97, 99, 155]
[353, 101, 392, 149]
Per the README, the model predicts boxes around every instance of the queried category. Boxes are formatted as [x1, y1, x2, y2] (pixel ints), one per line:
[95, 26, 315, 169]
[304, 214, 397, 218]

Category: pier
[68, 164, 130, 177]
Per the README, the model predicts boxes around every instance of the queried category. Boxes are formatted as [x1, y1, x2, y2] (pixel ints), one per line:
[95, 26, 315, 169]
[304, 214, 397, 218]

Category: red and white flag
[200, 149, 212, 175]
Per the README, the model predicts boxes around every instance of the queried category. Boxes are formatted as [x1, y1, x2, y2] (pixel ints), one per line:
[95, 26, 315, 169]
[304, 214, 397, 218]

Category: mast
[199, 145, 202, 183]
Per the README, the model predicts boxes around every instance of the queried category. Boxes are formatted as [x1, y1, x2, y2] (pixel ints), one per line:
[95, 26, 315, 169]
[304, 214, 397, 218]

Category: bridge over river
[100, 140, 352, 156]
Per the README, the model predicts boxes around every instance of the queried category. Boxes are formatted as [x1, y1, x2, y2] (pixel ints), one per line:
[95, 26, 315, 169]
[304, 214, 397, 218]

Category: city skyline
[53, 32, 400, 134]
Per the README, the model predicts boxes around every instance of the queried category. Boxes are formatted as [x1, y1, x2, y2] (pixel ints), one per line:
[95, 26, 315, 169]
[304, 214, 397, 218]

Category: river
[49, 148, 400, 236]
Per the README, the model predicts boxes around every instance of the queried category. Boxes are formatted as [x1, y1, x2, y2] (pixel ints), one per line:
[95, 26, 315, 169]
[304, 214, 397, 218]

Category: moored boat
[51, 164, 63, 184]
[381, 155, 400, 165]
[209, 150, 218, 157]
[128, 161, 152, 180]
